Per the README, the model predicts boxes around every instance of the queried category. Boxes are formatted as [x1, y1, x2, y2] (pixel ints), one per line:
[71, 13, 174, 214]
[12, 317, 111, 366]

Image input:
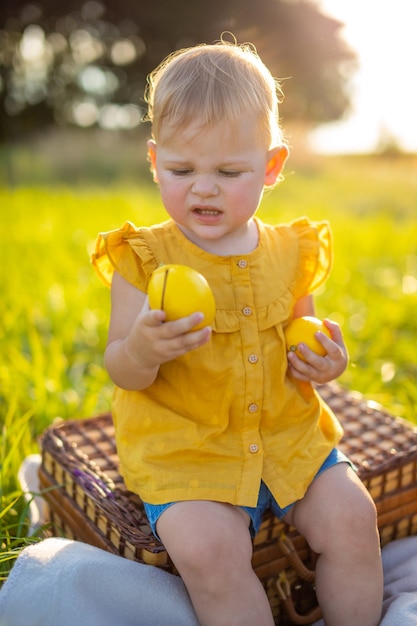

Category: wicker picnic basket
[38, 382, 417, 625]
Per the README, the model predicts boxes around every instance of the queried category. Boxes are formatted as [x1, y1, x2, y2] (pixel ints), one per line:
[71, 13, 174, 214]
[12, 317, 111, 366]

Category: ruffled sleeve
[91, 221, 158, 290]
[290, 218, 333, 300]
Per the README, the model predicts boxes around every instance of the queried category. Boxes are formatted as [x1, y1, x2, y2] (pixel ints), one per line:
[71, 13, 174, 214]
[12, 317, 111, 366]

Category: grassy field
[1, 152, 416, 578]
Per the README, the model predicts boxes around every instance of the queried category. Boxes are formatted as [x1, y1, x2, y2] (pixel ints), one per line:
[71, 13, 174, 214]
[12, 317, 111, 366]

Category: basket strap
[278, 534, 315, 583]
[276, 573, 322, 625]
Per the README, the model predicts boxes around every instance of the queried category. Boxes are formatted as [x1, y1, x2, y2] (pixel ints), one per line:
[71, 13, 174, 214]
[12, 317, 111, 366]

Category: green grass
[1, 152, 416, 580]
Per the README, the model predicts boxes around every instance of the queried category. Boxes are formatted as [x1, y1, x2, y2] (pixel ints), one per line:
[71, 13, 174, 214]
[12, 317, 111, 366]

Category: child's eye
[171, 169, 192, 176]
[219, 170, 241, 177]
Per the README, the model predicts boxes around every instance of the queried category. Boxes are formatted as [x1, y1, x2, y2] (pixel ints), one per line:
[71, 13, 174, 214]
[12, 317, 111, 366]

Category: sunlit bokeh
[311, 0, 417, 153]
[2, 6, 147, 131]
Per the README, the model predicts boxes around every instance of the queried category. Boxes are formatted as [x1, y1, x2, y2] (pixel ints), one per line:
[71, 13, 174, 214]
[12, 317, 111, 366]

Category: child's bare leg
[286, 463, 383, 626]
[156, 500, 275, 626]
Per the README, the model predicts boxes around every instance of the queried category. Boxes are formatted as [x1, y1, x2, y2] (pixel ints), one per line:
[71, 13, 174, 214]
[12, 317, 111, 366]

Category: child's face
[148, 115, 287, 253]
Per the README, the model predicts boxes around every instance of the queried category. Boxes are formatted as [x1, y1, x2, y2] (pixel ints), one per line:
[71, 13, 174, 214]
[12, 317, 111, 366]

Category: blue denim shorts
[143, 448, 352, 540]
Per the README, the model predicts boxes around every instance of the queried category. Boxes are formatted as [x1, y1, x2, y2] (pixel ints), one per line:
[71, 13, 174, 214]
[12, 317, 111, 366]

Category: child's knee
[176, 531, 252, 588]
[344, 488, 378, 542]
[326, 481, 379, 553]
[295, 465, 379, 552]
[172, 518, 252, 578]
[339, 489, 377, 536]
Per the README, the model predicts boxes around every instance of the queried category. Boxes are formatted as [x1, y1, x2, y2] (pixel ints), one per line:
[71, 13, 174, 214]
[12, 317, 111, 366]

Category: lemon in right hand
[284, 316, 331, 361]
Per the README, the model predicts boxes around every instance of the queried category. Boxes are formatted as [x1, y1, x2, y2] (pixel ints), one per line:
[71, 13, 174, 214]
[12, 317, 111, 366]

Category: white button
[248, 403, 258, 413]
[237, 259, 247, 268]
[249, 444, 259, 454]
[242, 307, 252, 316]
[248, 354, 258, 364]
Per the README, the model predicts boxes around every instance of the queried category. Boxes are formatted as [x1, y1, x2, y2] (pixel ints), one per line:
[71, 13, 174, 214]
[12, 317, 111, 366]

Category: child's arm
[104, 271, 211, 391]
[287, 295, 348, 384]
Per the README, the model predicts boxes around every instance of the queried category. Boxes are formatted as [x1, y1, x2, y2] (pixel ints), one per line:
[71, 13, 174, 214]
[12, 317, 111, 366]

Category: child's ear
[265, 145, 289, 186]
[147, 139, 158, 182]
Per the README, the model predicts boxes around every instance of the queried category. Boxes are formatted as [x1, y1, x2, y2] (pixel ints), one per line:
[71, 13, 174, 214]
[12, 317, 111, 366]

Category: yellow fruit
[284, 316, 331, 361]
[148, 264, 216, 330]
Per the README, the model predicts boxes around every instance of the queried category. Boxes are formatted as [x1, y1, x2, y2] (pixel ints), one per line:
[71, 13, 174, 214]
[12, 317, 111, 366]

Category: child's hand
[286, 318, 348, 384]
[126, 298, 212, 371]
[105, 272, 213, 391]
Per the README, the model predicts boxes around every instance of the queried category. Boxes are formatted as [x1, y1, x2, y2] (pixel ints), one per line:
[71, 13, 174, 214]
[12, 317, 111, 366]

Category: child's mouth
[193, 207, 221, 216]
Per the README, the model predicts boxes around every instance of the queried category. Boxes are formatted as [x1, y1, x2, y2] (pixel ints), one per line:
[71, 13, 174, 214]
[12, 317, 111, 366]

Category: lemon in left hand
[148, 264, 215, 330]
[284, 316, 331, 360]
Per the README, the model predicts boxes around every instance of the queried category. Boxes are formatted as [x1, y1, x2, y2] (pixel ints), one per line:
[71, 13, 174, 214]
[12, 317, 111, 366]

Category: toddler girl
[93, 39, 383, 626]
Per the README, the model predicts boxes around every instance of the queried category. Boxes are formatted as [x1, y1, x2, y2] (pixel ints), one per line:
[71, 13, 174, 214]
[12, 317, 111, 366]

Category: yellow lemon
[148, 264, 216, 330]
[284, 316, 331, 360]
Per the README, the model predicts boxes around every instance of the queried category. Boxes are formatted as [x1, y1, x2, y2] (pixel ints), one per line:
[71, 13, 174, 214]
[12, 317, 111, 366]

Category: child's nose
[192, 176, 218, 197]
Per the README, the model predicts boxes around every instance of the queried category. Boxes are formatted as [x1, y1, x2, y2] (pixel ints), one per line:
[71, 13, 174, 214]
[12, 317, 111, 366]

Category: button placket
[231, 256, 263, 465]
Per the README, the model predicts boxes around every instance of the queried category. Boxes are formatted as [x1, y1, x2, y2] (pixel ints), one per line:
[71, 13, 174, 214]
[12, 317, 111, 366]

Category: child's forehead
[156, 113, 266, 147]
[158, 118, 228, 142]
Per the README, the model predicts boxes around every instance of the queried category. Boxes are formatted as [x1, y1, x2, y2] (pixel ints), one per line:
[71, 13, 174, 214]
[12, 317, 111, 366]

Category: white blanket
[0, 537, 199, 626]
[2, 535, 417, 625]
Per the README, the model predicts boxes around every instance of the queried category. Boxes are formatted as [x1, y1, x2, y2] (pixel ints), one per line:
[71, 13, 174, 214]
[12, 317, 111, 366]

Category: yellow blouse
[92, 217, 343, 508]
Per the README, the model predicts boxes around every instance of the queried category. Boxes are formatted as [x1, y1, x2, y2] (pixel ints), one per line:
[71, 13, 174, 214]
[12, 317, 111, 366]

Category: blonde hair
[144, 38, 285, 148]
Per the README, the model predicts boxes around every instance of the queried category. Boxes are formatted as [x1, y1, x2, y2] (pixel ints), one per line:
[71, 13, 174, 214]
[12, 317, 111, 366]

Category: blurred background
[1, 0, 415, 185]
